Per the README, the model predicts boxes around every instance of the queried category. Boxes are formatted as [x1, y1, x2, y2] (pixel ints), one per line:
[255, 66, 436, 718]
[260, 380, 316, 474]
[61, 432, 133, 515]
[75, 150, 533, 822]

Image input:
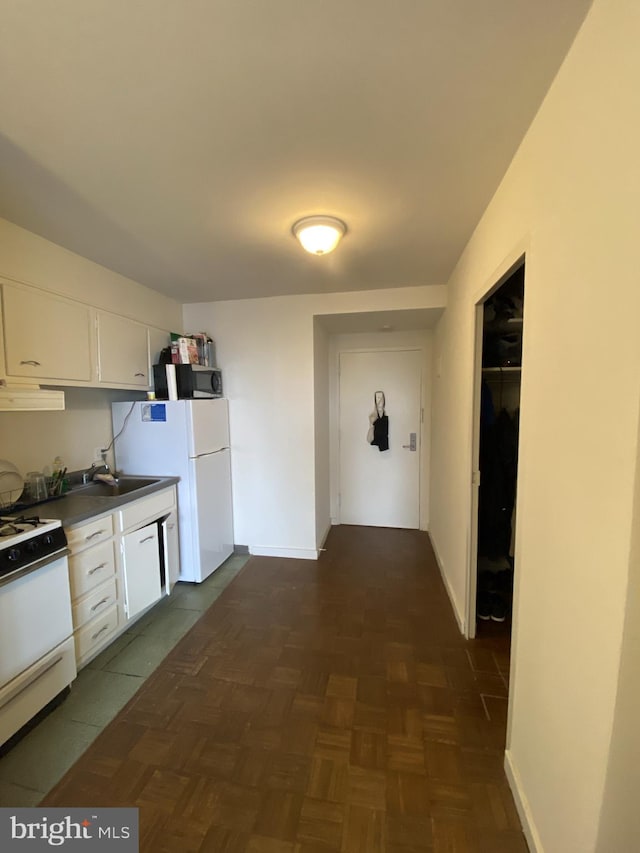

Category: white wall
[0, 387, 145, 476]
[0, 217, 182, 476]
[429, 1, 640, 850]
[595, 411, 640, 850]
[183, 285, 445, 558]
[328, 330, 432, 529]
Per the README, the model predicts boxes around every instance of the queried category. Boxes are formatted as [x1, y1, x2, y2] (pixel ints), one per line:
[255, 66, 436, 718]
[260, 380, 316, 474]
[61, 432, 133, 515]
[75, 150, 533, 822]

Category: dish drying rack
[0, 477, 66, 512]
[0, 490, 19, 511]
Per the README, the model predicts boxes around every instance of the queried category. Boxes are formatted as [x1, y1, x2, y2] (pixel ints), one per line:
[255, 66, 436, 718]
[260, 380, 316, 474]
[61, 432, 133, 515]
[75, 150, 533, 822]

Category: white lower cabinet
[75, 606, 119, 664]
[65, 485, 178, 669]
[68, 539, 116, 599]
[122, 523, 162, 620]
[72, 577, 117, 627]
[67, 514, 120, 668]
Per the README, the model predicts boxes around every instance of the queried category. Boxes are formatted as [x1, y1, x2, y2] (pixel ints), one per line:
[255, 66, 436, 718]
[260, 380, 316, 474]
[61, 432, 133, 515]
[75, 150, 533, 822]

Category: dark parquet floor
[43, 526, 526, 852]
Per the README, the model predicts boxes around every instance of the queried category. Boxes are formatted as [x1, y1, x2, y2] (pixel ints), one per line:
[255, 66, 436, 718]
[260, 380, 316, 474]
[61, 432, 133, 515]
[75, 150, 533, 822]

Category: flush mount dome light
[292, 215, 347, 255]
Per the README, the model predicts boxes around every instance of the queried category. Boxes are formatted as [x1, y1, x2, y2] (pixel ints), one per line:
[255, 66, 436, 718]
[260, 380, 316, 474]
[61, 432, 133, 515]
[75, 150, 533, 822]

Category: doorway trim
[329, 334, 432, 531]
[466, 244, 528, 640]
[337, 346, 423, 528]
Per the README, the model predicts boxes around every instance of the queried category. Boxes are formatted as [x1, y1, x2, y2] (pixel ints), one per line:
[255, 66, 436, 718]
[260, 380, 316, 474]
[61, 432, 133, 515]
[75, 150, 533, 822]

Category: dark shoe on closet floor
[477, 590, 492, 621]
[490, 593, 508, 622]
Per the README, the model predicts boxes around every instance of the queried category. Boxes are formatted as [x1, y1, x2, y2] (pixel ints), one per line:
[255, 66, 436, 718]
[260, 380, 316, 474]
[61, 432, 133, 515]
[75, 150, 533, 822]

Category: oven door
[0, 554, 73, 687]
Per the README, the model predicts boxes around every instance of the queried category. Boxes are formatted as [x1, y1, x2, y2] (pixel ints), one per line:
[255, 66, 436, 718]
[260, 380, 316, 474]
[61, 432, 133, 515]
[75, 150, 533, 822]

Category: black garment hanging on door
[371, 413, 389, 451]
[369, 391, 389, 452]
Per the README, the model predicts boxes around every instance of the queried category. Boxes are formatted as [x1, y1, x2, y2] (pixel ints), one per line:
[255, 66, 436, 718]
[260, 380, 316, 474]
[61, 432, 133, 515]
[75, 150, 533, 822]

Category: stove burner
[0, 515, 44, 527]
[0, 515, 43, 535]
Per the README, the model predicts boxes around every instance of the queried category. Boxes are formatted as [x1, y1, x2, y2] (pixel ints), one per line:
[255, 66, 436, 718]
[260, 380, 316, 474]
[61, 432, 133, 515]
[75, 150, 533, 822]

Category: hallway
[43, 526, 525, 851]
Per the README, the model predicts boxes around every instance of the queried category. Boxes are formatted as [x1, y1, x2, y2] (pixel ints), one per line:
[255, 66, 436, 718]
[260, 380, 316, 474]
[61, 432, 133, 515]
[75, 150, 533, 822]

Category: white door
[339, 349, 422, 528]
[162, 510, 181, 594]
[186, 448, 233, 582]
[187, 398, 229, 456]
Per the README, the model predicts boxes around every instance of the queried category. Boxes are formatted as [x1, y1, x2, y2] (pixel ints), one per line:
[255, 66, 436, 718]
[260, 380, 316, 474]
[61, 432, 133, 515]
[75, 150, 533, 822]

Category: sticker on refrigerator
[141, 403, 167, 422]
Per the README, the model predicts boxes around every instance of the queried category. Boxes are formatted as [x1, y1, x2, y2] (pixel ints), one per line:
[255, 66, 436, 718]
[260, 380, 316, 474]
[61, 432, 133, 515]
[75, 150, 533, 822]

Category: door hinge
[421, 407, 424, 424]
[472, 470, 481, 486]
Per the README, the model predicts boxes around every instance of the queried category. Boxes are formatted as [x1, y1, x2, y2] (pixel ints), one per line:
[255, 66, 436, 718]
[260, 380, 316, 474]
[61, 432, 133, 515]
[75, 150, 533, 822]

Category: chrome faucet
[82, 451, 117, 484]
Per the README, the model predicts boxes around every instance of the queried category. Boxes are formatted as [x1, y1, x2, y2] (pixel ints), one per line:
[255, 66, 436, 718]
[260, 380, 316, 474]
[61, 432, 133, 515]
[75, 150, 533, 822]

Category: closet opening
[472, 261, 524, 648]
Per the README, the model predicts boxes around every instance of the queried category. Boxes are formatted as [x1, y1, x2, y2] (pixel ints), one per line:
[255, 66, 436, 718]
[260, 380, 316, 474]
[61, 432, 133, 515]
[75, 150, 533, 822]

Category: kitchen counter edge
[37, 477, 180, 527]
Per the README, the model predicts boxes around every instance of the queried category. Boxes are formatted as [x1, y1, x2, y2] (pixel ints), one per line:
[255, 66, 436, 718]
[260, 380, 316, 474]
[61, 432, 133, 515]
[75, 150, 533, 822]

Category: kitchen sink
[72, 477, 162, 497]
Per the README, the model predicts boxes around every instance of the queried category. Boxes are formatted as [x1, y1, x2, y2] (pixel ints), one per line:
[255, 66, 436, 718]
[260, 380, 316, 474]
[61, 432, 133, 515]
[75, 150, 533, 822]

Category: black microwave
[153, 364, 223, 399]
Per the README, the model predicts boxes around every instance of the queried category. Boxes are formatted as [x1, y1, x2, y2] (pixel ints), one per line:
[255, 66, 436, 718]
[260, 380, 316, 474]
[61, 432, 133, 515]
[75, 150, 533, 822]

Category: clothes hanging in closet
[477, 381, 519, 559]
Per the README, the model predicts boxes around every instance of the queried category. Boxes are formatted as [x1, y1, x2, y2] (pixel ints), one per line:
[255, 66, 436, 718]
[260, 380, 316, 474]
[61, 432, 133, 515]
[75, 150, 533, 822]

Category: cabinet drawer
[72, 577, 117, 630]
[119, 490, 174, 533]
[67, 515, 114, 553]
[68, 540, 116, 599]
[74, 604, 119, 665]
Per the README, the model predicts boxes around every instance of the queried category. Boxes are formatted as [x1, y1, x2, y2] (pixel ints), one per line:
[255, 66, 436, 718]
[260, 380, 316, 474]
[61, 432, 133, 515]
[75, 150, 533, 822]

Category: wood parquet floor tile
[42, 525, 524, 851]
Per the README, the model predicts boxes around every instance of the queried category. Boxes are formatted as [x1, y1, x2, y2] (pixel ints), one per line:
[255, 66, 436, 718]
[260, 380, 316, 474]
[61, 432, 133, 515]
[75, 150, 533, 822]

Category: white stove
[0, 515, 76, 751]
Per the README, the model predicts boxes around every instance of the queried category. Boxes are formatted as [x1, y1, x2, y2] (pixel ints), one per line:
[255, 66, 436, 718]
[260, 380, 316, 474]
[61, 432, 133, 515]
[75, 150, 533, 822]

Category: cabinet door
[2, 283, 92, 381]
[148, 326, 170, 371]
[162, 510, 180, 594]
[97, 311, 149, 386]
[122, 523, 161, 620]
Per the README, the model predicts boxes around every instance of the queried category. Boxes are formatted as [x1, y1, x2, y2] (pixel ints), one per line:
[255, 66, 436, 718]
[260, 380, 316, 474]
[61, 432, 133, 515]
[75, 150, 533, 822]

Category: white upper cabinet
[148, 325, 170, 374]
[2, 283, 92, 381]
[1, 279, 175, 390]
[97, 311, 149, 387]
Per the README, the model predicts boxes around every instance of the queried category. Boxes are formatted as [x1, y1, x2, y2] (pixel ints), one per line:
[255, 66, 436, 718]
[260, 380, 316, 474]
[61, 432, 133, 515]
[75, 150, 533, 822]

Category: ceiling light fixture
[292, 215, 347, 255]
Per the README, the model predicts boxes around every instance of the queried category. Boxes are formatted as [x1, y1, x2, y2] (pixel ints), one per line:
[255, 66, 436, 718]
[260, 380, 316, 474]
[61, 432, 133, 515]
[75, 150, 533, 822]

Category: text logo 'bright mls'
[11, 815, 95, 845]
[0, 808, 138, 851]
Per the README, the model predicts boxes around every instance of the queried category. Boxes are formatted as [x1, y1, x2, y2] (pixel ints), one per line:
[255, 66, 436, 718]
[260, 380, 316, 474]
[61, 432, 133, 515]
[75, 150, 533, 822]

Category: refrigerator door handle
[191, 447, 229, 458]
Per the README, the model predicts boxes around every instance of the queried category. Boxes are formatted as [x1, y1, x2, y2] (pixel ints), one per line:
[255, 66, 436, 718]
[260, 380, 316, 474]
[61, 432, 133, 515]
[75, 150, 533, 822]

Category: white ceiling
[0, 1, 592, 304]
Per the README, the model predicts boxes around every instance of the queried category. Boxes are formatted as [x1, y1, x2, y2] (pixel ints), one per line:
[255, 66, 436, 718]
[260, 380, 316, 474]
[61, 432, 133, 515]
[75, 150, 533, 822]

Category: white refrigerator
[112, 398, 233, 583]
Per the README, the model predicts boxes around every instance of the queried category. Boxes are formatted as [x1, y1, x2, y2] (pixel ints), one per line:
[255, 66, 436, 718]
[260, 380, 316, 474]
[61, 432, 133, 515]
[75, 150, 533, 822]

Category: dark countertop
[31, 476, 180, 527]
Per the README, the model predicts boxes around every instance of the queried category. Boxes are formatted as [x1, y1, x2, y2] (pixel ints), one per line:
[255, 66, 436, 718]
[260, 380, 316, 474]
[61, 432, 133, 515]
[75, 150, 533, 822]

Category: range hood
[0, 381, 65, 411]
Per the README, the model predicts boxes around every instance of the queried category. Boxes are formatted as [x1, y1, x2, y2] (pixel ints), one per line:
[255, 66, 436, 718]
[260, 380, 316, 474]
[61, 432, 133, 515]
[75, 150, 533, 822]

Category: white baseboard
[429, 534, 466, 635]
[504, 749, 542, 853]
[249, 545, 319, 560]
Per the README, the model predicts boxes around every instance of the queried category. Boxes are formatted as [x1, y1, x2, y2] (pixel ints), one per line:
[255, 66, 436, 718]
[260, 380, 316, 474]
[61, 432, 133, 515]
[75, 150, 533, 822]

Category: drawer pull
[139, 534, 154, 544]
[88, 562, 107, 575]
[90, 597, 110, 612]
[86, 530, 106, 541]
[134, 372, 145, 377]
[20, 359, 42, 366]
[91, 624, 110, 642]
